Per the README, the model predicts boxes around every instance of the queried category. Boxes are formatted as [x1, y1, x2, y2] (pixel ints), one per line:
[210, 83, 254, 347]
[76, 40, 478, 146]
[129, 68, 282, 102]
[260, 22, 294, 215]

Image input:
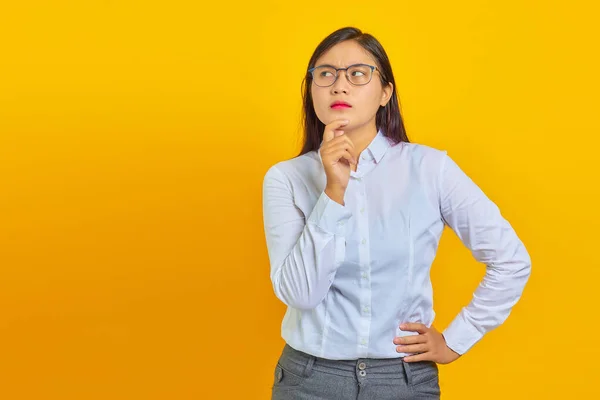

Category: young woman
[262, 26, 531, 400]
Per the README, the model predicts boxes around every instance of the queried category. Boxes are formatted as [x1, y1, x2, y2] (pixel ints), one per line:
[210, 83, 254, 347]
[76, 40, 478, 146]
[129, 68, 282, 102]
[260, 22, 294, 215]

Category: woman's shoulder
[396, 141, 448, 160]
[391, 141, 449, 173]
[263, 151, 320, 183]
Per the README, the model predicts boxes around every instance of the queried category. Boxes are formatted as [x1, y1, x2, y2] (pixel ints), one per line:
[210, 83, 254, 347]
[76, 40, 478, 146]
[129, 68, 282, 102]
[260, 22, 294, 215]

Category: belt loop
[303, 355, 316, 377]
[402, 359, 412, 386]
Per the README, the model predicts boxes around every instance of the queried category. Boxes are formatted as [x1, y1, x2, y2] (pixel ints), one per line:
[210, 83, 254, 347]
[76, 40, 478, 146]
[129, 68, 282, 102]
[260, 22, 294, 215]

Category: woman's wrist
[325, 185, 346, 206]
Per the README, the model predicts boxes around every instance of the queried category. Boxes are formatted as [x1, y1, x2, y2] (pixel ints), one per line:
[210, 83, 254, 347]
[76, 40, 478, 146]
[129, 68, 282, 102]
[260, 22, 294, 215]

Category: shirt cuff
[442, 312, 485, 355]
[306, 190, 352, 235]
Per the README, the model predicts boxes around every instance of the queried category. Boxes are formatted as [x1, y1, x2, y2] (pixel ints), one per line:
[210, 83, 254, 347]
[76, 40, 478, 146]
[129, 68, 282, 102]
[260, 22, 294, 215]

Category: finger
[396, 343, 429, 354]
[321, 145, 345, 158]
[332, 149, 357, 166]
[324, 148, 356, 166]
[399, 323, 428, 334]
[323, 134, 355, 151]
[342, 150, 357, 166]
[322, 142, 355, 157]
[323, 119, 349, 142]
[403, 351, 433, 363]
[321, 138, 356, 156]
[393, 335, 428, 345]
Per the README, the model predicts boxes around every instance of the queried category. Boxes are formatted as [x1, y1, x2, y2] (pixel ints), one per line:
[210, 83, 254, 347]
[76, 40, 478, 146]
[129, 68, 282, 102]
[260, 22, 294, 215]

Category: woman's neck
[344, 121, 378, 161]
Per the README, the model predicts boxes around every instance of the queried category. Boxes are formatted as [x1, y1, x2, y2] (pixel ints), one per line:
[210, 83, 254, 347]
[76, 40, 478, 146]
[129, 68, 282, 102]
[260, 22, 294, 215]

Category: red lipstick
[330, 101, 352, 109]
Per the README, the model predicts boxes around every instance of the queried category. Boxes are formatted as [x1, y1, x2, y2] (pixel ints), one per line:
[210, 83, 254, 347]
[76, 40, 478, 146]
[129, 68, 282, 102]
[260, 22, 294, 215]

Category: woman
[262, 26, 531, 400]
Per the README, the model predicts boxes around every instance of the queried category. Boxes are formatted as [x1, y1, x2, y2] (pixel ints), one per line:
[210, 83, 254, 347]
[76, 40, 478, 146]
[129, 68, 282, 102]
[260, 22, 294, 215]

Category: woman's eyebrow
[314, 62, 367, 68]
[314, 63, 336, 68]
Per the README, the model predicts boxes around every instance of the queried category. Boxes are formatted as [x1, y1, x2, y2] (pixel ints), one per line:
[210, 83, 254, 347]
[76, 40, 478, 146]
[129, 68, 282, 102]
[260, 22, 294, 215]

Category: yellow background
[1, 1, 598, 399]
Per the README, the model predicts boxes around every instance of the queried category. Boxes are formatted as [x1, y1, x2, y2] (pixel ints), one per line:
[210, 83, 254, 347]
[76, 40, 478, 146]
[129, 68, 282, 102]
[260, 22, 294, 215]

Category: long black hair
[298, 27, 409, 157]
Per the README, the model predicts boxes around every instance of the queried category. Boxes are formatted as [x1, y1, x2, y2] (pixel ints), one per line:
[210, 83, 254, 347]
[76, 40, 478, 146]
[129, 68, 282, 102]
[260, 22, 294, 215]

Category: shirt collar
[367, 128, 392, 164]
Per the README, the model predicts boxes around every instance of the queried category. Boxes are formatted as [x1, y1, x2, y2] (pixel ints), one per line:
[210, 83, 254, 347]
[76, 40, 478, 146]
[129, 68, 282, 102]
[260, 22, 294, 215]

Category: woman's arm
[438, 153, 532, 355]
[262, 165, 352, 310]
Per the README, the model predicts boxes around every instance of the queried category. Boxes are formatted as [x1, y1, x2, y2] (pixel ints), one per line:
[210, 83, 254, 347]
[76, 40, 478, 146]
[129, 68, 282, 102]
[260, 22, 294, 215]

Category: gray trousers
[272, 344, 440, 400]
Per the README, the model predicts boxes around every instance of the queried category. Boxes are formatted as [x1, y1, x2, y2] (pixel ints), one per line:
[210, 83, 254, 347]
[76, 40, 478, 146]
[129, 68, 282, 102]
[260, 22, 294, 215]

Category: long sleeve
[438, 154, 532, 355]
[262, 165, 353, 310]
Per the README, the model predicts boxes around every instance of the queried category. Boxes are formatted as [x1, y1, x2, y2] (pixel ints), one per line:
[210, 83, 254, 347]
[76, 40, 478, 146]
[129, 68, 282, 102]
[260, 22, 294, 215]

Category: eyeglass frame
[307, 63, 379, 87]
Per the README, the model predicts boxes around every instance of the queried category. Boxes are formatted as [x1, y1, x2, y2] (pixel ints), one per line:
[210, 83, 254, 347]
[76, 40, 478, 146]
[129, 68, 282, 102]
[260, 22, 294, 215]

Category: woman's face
[311, 40, 393, 131]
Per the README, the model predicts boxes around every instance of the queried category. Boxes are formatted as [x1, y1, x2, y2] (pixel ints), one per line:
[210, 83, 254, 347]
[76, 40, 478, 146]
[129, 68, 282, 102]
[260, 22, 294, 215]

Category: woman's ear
[380, 82, 393, 107]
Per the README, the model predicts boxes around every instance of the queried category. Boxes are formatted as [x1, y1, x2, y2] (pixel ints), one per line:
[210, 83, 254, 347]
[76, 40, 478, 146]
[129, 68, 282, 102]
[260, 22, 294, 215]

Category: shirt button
[360, 338, 367, 345]
[337, 221, 344, 226]
[363, 306, 370, 313]
[360, 207, 365, 213]
[361, 272, 367, 279]
[361, 238, 367, 245]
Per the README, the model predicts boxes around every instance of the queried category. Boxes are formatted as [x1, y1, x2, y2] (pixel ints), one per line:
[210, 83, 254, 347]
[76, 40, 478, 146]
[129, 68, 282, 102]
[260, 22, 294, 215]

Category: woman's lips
[331, 104, 352, 109]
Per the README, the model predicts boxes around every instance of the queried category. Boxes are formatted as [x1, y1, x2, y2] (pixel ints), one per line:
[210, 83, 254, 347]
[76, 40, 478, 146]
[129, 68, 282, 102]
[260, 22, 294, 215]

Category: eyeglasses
[308, 63, 378, 87]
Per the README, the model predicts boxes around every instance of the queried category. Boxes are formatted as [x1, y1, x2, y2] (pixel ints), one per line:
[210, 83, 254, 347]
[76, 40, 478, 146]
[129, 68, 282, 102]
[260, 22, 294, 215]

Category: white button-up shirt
[262, 129, 531, 360]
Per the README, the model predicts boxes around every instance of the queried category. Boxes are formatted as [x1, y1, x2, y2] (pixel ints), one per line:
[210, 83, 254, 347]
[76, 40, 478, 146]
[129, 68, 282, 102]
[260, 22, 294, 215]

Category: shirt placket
[353, 165, 372, 358]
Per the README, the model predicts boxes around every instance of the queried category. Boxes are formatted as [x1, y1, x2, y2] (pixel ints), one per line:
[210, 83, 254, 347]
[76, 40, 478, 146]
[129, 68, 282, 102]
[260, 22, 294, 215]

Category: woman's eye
[320, 71, 333, 77]
[352, 71, 365, 76]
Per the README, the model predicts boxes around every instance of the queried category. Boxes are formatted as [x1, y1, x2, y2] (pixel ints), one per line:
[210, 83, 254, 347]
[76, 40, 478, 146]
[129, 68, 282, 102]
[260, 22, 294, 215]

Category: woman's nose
[331, 72, 350, 93]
